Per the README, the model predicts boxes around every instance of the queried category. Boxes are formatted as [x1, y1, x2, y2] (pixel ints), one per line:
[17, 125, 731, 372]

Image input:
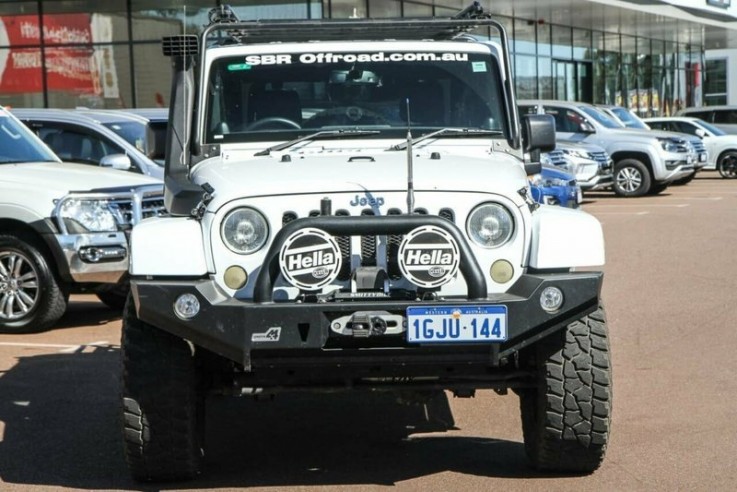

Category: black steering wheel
[304, 106, 390, 128]
[246, 117, 302, 131]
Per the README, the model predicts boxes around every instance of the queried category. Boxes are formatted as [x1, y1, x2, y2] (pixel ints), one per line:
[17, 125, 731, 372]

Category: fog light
[224, 265, 248, 290]
[540, 286, 564, 313]
[174, 293, 200, 320]
[490, 259, 514, 284]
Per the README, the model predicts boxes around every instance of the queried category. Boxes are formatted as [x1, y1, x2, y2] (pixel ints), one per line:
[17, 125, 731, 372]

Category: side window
[544, 107, 586, 133]
[39, 125, 119, 165]
[674, 121, 699, 136]
[647, 121, 667, 131]
[713, 110, 737, 124]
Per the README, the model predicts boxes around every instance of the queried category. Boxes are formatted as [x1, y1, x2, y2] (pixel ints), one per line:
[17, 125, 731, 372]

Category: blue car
[530, 164, 582, 208]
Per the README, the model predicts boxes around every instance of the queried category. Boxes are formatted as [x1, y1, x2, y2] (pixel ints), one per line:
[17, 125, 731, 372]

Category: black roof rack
[203, 17, 500, 47]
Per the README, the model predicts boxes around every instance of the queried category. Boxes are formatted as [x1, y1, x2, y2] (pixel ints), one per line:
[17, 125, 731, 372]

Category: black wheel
[96, 274, 130, 310]
[0, 234, 67, 333]
[519, 306, 612, 473]
[613, 159, 651, 197]
[717, 151, 737, 178]
[121, 297, 205, 481]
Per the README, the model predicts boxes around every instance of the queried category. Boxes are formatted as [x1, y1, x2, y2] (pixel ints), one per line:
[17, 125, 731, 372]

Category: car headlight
[58, 198, 117, 233]
[221, 207, 269, 254]
[561, 148, 590, 160]
[466, 203, 514, 249]
[658, 138, 681, 152]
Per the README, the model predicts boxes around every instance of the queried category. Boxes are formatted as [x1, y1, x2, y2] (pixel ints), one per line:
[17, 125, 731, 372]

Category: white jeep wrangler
[0, 107, 164, 333]
[122, 5, 612, 481]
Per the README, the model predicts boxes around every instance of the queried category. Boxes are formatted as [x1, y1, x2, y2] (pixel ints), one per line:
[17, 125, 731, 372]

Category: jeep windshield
[0, 113, 59, 164]
[204, 47, 509, 144]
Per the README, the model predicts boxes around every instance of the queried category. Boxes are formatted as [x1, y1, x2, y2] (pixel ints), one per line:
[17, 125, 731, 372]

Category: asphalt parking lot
[1, 173, 737, 491]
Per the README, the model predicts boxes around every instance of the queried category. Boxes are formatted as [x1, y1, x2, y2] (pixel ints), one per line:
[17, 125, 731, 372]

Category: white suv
[0, 107, 163, 333]
[645, 116, 737, 178]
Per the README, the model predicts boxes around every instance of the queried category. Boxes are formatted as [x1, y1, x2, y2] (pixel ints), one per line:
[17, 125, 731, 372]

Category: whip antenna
[405, 98, 415, 215]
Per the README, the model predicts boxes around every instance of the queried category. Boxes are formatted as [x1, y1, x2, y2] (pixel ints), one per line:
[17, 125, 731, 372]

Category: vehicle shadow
[53, 295, 122, 330]
[0, 347, 553, 491]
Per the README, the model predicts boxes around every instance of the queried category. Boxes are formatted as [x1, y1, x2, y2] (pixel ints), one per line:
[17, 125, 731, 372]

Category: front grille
[108, 186, 166, 226]
[545, 149, 567, 166]
[590, 151, 611, 170]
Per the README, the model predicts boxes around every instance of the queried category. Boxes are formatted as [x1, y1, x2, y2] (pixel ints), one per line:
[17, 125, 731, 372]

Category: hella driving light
[58, 198, 117, 233]
[466, 203, 514, 248]
[540, 286, 564, 313]
[174, 293, 200, 319]
[221, 207, 269, 254]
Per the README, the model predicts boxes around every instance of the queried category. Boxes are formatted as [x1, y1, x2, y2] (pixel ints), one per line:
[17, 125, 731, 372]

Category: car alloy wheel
[0, 250, 40, 320]
[616, 166, 642, 193]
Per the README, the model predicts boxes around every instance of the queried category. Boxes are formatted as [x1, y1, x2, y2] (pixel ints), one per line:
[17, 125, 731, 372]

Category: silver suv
[519, 100, 695, 197]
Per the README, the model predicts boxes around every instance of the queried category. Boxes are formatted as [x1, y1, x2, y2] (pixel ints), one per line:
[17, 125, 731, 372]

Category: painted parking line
[589, 211, 650, 216]
[0, 341, 111, 353]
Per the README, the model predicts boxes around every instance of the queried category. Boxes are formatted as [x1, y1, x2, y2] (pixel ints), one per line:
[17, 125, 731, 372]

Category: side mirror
[521, 114, 555, 175]
[100, 153, 132, 171]
[695, 128, 706, 138]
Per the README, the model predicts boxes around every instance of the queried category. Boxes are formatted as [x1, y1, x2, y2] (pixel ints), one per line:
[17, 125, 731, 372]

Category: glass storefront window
[514, 18, 536, 55]
[42, 0, 128, 43]
[44, 45, 132, 109]
[704, 58, 727, 106]
[131, 0, 214, 41]
[572, 28, 591, 61]
[538, 56, 553, 99]
[514, 53, 536, 99]
[133, 43, 170, 108]
[552, 25, 571, 59]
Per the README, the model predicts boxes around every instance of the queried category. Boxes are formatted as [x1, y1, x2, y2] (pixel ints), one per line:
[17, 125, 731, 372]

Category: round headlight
[466, 203, 514, 248]
[221, 207, 269, 254]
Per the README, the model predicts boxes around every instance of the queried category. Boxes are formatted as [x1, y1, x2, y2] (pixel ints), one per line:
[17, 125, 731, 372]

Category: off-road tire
[613, 159, 651, 197]
[0, 234, 67, 333]
[519, 306, 612, 473]
[717, 151, 737, 178]
[121, 297, 204, 481]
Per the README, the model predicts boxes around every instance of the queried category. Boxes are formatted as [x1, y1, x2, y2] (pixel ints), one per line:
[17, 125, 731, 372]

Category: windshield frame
[200, 42, 512, 146]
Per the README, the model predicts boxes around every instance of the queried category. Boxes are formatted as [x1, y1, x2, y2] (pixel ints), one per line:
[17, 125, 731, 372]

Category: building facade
[1, 0, 735, 115]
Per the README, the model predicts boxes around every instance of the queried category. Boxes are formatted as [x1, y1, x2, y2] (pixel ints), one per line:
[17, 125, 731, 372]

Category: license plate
[407, 305, 507, 343]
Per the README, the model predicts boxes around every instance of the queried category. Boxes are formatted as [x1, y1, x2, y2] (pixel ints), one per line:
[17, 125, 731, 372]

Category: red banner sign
[0, 14, 97, 94]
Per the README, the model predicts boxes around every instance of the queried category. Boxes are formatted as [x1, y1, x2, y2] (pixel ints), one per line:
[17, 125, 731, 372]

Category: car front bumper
[131, 271, 603, 378]
[54, 231, 128, 283]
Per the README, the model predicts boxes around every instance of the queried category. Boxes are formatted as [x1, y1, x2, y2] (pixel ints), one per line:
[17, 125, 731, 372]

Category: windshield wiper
[254, 130, 380, 156]
[389, 128, 502, 151]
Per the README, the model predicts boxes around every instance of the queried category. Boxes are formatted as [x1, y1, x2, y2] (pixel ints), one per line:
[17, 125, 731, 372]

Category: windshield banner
[240, 52, 470, 66]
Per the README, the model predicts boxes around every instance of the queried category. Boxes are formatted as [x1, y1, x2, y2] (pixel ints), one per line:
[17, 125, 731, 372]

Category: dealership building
[1, 0, 736, 115]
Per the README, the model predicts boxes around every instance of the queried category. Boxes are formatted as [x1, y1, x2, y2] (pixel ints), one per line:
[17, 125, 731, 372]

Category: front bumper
[131, 271, 603, 378]
[579, 171, 614, 191]
[54, 231, 128, 283]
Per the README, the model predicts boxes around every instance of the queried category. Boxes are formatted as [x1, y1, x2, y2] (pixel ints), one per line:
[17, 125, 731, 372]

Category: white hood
[193, 145, 529, 210]
[0, 161, 161, 219]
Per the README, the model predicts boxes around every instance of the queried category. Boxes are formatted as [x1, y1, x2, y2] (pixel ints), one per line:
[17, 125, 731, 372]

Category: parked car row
[0, 106, 165, 333]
